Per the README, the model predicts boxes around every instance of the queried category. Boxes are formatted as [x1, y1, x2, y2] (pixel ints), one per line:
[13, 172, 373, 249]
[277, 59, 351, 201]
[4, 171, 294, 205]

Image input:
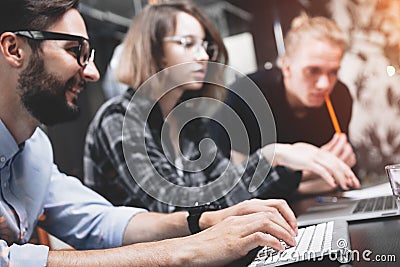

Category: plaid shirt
[84, 89, 301, 212]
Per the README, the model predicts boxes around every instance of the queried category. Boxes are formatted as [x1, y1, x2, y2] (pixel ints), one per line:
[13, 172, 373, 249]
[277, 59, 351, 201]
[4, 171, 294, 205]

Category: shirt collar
[0, 119, 21, 168]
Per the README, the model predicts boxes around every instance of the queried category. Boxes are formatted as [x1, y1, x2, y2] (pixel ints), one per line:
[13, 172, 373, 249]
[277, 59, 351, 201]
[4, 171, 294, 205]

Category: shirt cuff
[9, 243, 49, 267]
[104, 206, 148, 248]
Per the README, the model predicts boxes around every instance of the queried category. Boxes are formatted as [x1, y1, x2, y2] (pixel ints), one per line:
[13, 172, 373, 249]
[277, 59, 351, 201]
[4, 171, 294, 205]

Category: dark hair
[116, 1, 228, 92]
[0, 0, 79, 51]
[0, 0, 79, 33]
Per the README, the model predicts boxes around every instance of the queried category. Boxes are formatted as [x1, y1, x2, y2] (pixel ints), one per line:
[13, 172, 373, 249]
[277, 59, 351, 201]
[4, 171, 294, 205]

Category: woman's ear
[0, 33, 25, 67]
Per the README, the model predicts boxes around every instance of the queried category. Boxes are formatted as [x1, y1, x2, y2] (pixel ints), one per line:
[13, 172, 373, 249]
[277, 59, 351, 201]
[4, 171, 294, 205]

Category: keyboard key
[384, 196, 396, 210]
[248, 221, 341, 267]
[374, 197, 384, 211]
[353, 199, 367, 213]
[309, 222, 326, 252]
[296, 225, 315, 256]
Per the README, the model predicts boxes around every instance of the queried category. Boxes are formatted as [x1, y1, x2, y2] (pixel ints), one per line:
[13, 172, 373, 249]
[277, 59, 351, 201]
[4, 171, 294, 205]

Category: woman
[84, 1, 358, 212]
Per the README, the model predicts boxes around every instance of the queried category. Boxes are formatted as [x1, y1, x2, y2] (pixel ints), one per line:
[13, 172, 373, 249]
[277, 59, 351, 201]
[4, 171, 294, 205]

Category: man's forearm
[47, 238, 191, 267]
[47, 200, 299, 267]
[122, 211, 191, 244]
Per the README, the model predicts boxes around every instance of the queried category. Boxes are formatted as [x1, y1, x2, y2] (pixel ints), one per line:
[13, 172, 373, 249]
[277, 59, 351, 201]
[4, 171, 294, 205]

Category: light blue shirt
[0, 120, 147, 266]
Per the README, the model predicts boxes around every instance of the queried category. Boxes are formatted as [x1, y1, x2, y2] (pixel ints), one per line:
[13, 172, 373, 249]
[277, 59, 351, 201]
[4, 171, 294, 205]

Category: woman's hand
[261, 142, 360, 190]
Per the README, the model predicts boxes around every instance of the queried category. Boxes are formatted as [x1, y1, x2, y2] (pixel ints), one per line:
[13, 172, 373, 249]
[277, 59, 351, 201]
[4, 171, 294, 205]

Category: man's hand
[49, 204, 298, 267]
[200, 199, 297, 236]
[322, 133, 356, 167]
[183, 210, 297, 266]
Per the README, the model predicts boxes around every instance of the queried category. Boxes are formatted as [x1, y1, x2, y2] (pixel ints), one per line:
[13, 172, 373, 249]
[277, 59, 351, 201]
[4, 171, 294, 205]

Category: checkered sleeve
[199, 143, 302, 207]
[84, 92, 301, 212]
[84, 101, 181, 213]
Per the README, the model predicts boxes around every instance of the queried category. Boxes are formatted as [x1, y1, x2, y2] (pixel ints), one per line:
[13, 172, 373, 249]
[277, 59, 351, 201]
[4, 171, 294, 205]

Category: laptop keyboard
[352, 195, 397, 213]
[248, 221, 335, 266]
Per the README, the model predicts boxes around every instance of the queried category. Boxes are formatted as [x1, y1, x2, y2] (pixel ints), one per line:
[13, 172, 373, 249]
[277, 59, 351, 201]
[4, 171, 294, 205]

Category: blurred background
[46, 0, 400, 185]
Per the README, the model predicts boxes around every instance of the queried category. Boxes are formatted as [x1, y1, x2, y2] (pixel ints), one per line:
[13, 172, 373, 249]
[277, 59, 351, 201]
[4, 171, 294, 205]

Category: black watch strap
[187, 210, 203, 234]
[187, 203, 221, 234]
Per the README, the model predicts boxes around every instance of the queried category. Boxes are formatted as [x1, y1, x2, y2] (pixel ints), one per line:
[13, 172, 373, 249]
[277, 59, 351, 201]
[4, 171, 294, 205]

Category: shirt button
[0, 156, 5, 163]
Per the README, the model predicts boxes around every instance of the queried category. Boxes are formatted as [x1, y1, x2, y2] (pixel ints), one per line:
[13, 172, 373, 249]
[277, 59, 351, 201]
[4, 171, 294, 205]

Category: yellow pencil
[324, 93, 342, 134]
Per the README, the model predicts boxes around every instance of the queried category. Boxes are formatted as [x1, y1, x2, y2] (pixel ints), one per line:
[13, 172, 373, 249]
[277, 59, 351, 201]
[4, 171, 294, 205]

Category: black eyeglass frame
[163, 35, 219, 61]
[13, 30, 94, 67]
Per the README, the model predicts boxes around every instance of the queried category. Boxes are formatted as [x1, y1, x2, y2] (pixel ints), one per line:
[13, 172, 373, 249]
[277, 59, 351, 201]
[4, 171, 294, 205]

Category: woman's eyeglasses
[163, 35, 218, 61]
[13, 30, 94, 67]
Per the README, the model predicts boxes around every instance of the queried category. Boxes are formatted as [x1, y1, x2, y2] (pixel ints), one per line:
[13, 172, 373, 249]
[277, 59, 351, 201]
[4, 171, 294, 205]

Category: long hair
[116, 1, 228, 102]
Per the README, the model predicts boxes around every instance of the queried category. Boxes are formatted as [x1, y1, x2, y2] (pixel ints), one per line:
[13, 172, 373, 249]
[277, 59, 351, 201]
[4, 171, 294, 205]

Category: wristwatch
[187, 203, 221, 234]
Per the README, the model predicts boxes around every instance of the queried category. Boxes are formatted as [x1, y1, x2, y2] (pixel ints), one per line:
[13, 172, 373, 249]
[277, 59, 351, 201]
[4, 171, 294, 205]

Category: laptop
[297, 182, 400, 227]
[243, 220, 351, 267]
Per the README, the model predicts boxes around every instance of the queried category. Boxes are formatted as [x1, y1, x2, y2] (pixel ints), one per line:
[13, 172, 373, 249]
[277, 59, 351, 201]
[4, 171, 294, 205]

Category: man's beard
[17, 54, 81, 126]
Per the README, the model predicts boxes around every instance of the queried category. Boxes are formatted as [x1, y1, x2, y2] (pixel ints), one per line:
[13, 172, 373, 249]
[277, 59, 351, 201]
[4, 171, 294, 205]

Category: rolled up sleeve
[40, 165, 147, 250]
[0, 240, 49, 267]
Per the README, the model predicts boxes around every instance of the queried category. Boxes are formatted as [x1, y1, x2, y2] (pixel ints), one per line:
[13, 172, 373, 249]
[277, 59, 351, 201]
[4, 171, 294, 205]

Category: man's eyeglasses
[163, 35, 218, 61]
[13, 30, 94, 67]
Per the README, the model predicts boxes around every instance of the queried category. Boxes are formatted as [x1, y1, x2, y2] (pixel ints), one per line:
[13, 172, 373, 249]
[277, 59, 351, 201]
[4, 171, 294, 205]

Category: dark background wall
[47, 0, 400, 184]
[45, 0, 332, 179]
